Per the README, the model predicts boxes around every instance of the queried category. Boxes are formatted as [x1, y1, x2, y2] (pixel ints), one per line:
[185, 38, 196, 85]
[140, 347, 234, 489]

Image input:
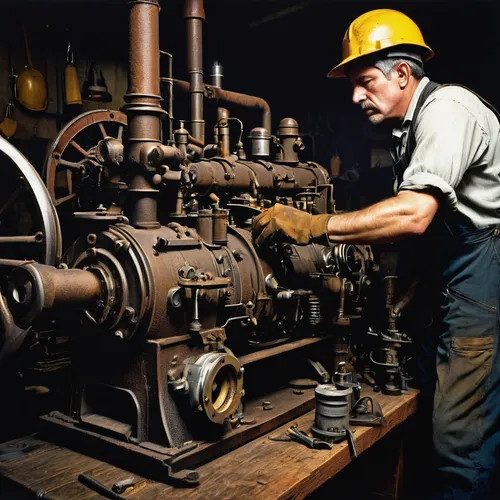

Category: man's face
[348, 65, 403, 125]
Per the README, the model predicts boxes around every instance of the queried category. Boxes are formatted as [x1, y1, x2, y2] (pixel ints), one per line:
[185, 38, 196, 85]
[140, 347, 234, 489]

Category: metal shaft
[185, 0, 205, 143]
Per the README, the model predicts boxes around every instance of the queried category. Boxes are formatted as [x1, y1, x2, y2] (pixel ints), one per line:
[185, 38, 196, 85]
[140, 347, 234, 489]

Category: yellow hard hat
[327, 9, 434, 78]
[15, 67, 48, 112]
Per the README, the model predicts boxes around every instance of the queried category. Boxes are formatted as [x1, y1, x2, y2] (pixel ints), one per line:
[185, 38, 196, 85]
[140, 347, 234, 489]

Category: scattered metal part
[287, 424, 332, 450]
[112, 478, 137, 494]
[78, 473, 125, 500]
[350, 396, 386, 427]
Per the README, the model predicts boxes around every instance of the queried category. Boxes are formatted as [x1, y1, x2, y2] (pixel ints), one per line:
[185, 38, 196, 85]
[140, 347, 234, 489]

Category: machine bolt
[224, 290, 232, 298]
[239, 367, 245, 375]
[124, 306, 135, 319]
[262, 401, 273, 411]
[96, 300, 105, 310]
[114, 239, 125, 252]
[87, 233, 97, 245]
[204, 397, 209, 403]
[216, 255, 224, 264]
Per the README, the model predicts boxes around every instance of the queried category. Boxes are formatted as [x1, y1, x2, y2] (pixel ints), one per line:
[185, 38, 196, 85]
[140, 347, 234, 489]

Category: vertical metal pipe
[124, 0, 166, 228]
[211, 61, 230, 157]
[185, 0, 205, 143]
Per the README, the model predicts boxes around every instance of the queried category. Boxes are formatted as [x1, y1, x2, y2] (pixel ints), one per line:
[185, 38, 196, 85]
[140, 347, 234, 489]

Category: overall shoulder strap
[404, 81, 442, 161]
[405, 82, 500, 162]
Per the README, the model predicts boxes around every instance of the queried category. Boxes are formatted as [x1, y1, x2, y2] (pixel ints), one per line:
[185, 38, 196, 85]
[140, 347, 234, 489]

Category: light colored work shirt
[392, 76, 500, 228]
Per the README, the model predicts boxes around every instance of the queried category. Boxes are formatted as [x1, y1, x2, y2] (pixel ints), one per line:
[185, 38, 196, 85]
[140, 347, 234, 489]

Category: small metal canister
[311, 384, 352, 443]
[248, 127, 271, 159]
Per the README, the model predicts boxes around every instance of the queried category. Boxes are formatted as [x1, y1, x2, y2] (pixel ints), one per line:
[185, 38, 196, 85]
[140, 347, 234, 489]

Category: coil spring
[308, 294, 321, 326]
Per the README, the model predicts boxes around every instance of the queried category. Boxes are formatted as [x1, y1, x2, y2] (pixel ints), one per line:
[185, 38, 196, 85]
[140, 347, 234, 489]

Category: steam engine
[0, 0, 381, 481]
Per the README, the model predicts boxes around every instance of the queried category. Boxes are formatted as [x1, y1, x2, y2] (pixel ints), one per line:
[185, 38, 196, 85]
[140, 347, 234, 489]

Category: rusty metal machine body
[0, 0, 391, 483]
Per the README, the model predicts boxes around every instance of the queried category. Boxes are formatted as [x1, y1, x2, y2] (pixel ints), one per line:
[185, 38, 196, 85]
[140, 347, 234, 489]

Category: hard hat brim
[327, 43, 434, 79]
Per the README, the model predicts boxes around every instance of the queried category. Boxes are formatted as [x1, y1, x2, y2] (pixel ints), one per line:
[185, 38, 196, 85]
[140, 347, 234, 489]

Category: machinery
[0, 0, 408, 485]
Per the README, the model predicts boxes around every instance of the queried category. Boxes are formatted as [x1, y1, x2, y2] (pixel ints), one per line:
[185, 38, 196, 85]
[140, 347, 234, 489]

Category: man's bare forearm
[326, 190, 439, 244]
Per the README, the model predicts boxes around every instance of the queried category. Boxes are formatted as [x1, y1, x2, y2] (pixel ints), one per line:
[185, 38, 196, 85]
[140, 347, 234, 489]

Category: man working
[253, 9, 500, 499]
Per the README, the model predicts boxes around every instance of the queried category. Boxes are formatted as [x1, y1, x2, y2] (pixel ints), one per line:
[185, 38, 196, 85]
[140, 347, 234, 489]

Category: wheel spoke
[70, 140, 90, 157]
[0, 232, 43, 244]
[57, 159, 82, 171]
[99, 123, 108, 139]
[55, 193, 77, 207]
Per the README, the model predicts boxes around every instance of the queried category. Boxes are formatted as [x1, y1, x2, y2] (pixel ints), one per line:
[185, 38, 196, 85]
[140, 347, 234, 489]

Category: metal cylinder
[196, 209, 213, 244]
[210, 61, 231, 157]
[210, 61, 224, 89]
[7, 263, 103, 328]
[312, 384, 352, 443]
[185, 0, 205, 143]
[276, 117, 302, 164]
[124, 0, 165, 228]
[248, 127, 271, 159]
[212, 209, 229, 245]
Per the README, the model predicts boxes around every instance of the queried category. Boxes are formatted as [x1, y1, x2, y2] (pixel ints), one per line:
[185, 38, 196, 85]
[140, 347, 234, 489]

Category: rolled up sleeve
[398, 98, 488, 209]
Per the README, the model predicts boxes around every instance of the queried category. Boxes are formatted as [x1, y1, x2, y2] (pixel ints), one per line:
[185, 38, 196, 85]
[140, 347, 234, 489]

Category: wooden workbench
[0, 387, 418, 500]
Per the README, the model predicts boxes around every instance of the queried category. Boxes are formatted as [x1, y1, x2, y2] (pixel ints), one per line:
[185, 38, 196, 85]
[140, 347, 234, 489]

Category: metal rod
[0, 233, 43, 244]
[184, 0, 205, 143]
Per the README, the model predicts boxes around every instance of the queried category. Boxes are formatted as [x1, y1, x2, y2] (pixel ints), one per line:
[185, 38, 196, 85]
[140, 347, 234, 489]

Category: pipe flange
[185, 351, 244, 424]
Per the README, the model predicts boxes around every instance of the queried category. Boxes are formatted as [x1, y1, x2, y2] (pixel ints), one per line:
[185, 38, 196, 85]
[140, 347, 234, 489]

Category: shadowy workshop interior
[0, 0, 498, 498]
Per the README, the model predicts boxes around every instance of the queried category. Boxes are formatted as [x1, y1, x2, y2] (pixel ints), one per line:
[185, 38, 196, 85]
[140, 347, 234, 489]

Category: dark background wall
[0, 0, 497, 205]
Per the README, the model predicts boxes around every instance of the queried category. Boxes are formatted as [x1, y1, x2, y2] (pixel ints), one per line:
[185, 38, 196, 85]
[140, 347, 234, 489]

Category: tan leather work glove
[252, 204, 331, 247]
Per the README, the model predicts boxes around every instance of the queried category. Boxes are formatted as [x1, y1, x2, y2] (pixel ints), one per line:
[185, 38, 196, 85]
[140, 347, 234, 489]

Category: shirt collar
[392, 76, 430, 142]
[401, 76, 430, 127]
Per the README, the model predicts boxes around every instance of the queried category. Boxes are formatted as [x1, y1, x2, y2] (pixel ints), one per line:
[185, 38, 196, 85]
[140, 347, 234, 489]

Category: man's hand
[252, 204, 331, 247]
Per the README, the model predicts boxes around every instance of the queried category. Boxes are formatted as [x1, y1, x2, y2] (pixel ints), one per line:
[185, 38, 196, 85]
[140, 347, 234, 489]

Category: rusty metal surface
[185, 0, 205, 143]
[0, 0, 388, 484]
[172, 78, 272, 133]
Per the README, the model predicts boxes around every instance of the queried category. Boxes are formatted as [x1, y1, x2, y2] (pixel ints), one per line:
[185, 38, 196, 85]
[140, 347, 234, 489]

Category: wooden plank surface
[0, 387, 418, 500]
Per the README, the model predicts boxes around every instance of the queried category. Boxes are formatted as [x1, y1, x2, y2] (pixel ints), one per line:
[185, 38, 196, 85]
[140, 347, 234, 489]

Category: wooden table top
[0, 386, 418, 500]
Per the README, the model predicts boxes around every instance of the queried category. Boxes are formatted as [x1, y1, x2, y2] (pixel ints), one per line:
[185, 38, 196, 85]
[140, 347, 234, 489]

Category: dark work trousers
[413, 224, 500, 499]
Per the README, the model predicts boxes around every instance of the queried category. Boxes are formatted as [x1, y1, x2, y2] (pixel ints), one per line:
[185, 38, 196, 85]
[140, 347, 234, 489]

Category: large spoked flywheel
[0, 135, 61, 363]
[0, 136, 61, 266]
[44, 110, 128, 213]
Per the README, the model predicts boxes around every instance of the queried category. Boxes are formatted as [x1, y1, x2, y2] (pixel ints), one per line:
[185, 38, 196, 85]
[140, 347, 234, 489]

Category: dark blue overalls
[393, 82, 500, 499]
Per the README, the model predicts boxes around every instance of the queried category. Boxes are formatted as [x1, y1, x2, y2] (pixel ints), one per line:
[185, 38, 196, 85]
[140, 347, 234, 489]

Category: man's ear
[395, 62, 411, 89]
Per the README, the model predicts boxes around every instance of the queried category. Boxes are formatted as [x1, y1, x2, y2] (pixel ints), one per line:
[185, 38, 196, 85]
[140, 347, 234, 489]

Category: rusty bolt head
[262, 401, 273, 411]
[124, 306, 135, 318]
[114, 240, 125, 251]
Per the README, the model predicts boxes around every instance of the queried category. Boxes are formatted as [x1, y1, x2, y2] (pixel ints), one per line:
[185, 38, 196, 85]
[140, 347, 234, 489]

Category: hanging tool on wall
[15, 21, 48, 112]
[81, 60, 112, 102]
[0, 57, 18, 139]
[64, 41, 82, 105]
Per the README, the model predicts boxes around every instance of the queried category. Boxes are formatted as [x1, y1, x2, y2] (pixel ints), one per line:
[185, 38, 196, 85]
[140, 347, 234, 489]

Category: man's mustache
[360, 101, 378, 112]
